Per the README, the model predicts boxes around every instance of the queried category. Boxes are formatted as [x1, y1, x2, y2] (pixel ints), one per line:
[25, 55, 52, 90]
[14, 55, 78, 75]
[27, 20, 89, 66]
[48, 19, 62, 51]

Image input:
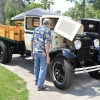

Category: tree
[23, 0, 37, 4]
[86, 0, 100, 18]
[55, 10, 61, 14]
[88, 0, 100, 10]
[0, 0, 6, 24]
[41, 0, 55, 10]
[5, 0, 43, 24]
[63, 2, 99, 20]
[26, 1, 43, 10]
[5, 0, 26, 24]
[85, 5, 95, 18]
[63, 3, 82, 21]
[66, 0, 86, 18]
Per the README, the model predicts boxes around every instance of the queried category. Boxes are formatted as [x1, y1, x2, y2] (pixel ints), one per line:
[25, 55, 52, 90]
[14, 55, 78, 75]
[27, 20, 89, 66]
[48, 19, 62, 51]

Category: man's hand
[46, 56, 50, 63]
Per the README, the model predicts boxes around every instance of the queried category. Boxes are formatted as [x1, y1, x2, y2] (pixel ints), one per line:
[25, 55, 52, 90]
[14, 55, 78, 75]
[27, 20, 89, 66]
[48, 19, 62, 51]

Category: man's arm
[44, 29, 52, 63]
[45, 43, 50, 63]
[45, 43, 50, 57]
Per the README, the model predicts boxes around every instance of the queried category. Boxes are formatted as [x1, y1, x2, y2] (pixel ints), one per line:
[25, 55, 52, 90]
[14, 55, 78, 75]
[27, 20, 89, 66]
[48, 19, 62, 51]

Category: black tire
[50, 55, 74, 90]
[88, 71, 100, 79]
[0, 41, 7, 63]
[3, 41, 12, 63]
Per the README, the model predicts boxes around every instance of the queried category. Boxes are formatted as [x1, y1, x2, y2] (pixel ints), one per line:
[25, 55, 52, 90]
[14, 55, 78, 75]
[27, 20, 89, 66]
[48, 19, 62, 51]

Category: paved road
[1, 54, 100, 100]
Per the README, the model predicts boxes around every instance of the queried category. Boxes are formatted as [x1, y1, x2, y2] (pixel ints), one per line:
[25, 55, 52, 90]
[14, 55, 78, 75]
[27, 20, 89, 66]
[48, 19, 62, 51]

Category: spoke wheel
[50, 55, 74, 90]
[53, 62, 65, 84]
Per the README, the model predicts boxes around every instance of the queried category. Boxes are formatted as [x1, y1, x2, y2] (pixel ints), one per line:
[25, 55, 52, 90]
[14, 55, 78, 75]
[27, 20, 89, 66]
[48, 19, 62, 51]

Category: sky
[50, 0, 75, 13]
[34, 0, 75, 13]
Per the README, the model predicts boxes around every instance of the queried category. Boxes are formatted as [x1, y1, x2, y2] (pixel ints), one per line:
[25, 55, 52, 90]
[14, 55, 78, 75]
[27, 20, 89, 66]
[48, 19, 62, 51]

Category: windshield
[42, 18, 59, 30]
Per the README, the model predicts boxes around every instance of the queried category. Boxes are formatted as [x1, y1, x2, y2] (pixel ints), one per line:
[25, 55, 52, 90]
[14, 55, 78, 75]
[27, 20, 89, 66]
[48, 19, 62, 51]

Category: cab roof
[11, 8, 60, 21]
[81, 18, 100, 22]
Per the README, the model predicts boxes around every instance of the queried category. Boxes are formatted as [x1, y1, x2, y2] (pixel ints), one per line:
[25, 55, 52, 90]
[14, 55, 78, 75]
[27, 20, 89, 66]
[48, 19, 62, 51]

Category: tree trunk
[0, 0, 6, 24]
[81, 0, 85, 18]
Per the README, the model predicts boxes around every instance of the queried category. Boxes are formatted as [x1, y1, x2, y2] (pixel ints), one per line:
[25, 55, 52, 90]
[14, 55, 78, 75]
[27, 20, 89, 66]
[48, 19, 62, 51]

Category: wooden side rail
[0, 25, 24, 41]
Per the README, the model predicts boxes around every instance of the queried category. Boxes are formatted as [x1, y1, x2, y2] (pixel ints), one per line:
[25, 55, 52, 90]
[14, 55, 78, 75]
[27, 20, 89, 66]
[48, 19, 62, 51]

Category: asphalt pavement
[1, 54, 100, 100]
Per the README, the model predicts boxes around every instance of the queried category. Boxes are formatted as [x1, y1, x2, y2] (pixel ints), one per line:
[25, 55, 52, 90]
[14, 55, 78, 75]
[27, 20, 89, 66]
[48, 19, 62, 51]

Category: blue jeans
[34, 53, 47, 87]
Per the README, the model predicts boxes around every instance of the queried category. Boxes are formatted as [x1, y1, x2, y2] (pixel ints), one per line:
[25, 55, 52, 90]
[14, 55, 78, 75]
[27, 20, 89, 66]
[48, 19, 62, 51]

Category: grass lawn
[0, 65, 28, 100]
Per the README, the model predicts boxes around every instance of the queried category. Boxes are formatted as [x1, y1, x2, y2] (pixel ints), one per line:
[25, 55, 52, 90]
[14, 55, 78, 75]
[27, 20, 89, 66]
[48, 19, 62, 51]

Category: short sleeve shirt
[31, 25, 51, 55]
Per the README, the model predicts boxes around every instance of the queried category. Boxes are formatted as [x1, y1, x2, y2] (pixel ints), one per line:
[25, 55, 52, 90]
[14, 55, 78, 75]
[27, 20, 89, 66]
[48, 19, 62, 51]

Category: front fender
[61, 48, 76, 58]
[50, 48, 76, 59]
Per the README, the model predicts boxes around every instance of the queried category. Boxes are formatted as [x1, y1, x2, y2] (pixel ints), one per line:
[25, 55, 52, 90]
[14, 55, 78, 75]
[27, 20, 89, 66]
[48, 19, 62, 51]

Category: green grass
[0, 65, 28, 100]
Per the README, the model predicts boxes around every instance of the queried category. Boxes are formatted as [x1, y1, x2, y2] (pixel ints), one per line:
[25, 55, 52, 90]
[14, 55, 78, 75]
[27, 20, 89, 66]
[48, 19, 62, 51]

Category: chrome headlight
[74, 40, 82, 50]
[94, 39, 99, 48]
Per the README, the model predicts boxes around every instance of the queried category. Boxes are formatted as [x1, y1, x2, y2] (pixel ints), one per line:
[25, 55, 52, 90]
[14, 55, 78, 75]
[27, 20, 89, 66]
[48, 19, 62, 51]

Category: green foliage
[4, 0, 100, 24]
[55, 10, 61, 14]
[63, 2, 100, 21]
[66, 0, 76, 2]
[64, 0, 100, 20]
[0, 65, 28, 100]
[26, 1, 43, 10]
[63, 3, 82, 20]
[41, 0, 55, 10]
[4, 0, 55, 24]
[5, 0, 43, 24]
[5, 0, 25, 24]
[85, 5, 95, 18]
[92, 0, 100, 10]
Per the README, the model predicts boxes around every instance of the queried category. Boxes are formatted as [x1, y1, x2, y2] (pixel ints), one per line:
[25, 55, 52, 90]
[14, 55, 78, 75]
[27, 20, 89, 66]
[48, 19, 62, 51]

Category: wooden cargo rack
[0, 25, 24, 41]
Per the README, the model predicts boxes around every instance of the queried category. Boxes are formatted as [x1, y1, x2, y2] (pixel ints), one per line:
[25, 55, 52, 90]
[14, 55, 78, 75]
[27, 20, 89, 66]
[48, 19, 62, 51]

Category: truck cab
[81, 18, 100, 41]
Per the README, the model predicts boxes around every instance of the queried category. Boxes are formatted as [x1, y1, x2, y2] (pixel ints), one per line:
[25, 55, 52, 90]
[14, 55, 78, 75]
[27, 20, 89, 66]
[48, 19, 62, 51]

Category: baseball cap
[43, 18, 51, 24]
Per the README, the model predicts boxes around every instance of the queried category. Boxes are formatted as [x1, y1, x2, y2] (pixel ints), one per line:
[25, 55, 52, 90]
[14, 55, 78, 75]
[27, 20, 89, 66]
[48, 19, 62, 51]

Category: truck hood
[54, 16, 84, 41]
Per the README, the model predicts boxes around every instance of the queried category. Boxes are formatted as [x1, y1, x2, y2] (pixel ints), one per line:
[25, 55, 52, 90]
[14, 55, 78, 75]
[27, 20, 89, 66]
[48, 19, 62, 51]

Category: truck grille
[77, 38, 91, 61]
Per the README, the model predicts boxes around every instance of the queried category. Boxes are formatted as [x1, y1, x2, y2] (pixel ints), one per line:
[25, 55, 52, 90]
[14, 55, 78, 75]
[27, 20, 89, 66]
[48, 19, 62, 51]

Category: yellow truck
[0, 8, 100, 90]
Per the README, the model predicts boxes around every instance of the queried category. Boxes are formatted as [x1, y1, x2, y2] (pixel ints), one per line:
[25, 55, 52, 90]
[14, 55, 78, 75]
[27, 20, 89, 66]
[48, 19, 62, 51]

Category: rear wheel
[0, 41, 7, 63]
[3, 41, 12, 63]
[50, 55, 74, 90]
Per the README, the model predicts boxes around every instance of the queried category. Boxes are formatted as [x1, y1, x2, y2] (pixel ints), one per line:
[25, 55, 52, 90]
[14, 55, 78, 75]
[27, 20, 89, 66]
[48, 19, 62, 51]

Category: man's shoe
[38, 85, 46, 91]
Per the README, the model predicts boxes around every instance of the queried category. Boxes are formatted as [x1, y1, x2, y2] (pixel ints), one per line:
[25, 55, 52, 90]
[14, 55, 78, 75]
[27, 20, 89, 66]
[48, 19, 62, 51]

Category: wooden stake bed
[0, 25, 24, 41]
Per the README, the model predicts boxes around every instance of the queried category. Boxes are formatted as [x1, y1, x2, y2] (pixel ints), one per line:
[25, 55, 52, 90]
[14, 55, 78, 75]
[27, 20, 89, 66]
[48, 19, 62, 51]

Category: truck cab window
[26, 17, 40, 30]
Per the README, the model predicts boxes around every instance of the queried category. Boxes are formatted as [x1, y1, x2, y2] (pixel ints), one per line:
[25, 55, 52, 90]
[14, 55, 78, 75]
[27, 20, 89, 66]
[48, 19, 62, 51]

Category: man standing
[31, 18, 51, 91]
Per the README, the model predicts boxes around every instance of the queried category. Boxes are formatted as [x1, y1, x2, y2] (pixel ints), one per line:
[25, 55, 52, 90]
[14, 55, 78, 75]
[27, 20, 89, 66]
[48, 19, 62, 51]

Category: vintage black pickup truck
[0, 8, 100, 90]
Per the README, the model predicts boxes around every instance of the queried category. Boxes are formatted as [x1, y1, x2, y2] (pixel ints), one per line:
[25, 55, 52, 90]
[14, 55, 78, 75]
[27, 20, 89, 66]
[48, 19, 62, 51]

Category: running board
[74, 65, 100, 74]
[20, 56, 34, 63]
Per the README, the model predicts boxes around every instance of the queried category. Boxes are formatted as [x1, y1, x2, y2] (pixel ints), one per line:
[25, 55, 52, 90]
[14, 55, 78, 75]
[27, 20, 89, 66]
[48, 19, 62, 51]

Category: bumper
[74, 65, 100, 74]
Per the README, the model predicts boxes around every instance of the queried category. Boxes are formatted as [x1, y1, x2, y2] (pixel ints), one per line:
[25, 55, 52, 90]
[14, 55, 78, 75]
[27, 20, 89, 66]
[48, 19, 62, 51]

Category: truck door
[24, 16, 40, 51]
